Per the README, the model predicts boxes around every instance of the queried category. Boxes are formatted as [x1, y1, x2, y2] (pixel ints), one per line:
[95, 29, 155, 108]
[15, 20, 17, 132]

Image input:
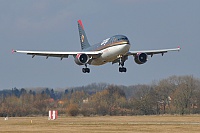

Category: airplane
[13, 20, 180, 73]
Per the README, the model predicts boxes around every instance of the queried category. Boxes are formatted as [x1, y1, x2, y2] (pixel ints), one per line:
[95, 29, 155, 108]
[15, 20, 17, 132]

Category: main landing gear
[119, 56, 127, 73]
[82, 64, 90, 73]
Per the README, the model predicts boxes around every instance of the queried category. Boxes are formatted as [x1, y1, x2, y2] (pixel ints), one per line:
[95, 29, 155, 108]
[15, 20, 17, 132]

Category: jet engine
[74, 53, 89, 65]
[134, 53, 148, 64]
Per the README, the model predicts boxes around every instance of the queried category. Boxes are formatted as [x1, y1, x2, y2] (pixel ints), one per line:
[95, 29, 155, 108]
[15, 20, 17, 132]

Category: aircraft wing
[13, 50, 102, 60]
[126, 47, 180, 57]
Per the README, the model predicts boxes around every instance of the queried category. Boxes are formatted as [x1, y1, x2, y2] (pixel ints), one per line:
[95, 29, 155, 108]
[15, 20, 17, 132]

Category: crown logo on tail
[81, 34, 84, 43]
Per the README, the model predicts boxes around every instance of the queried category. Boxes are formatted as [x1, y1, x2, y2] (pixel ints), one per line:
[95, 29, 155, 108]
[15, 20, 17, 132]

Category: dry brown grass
[0, 115, 200, 133]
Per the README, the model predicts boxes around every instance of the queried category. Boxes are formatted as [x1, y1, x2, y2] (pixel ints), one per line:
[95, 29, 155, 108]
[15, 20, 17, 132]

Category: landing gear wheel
[86, 68, 90, 73]
[119, 67, 127, 73]
[82, 68, 86, 73]
[82, 68, 90, 73]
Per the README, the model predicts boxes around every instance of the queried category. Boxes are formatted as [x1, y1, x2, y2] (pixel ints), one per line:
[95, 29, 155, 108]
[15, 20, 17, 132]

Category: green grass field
[0, 115, 200, 133]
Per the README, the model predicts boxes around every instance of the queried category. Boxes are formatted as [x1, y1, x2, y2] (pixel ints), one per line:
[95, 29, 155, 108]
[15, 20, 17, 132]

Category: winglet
[177, 46, 181, 51]
[12, 49, 16, 54]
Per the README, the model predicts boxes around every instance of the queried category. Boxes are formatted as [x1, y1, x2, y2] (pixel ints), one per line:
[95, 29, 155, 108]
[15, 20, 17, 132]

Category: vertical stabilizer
[77, 20, 90, 50]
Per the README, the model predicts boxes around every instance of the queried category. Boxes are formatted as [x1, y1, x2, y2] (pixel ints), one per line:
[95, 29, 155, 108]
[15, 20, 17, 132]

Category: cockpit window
[118, 37, 128, 41]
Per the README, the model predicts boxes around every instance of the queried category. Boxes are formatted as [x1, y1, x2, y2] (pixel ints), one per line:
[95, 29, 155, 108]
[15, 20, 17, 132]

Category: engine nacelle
[134, 53, 148, 64]
[74, 53, 89, 65]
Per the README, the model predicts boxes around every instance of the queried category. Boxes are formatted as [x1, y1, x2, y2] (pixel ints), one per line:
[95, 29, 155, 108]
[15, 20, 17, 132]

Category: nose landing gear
[118, 56, 127, 73]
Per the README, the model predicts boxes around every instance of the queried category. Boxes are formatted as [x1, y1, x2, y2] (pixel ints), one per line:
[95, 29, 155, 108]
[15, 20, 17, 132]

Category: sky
[0, 0, 199, 89]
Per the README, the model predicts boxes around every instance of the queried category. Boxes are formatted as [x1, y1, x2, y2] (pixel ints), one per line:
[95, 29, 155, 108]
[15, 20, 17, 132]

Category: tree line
[0, 75, 200, 117]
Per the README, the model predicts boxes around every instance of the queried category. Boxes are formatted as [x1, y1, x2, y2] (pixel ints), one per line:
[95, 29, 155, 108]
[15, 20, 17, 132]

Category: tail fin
[77, 20, 90, 50]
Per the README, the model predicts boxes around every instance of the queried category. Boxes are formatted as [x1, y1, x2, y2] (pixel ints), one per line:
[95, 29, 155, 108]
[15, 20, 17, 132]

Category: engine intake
[134, 53, 148, 64]
[74, 53, 89, 65]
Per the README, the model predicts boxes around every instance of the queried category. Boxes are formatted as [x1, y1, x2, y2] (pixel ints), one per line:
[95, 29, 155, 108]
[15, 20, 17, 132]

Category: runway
[1, 116, 200, 133]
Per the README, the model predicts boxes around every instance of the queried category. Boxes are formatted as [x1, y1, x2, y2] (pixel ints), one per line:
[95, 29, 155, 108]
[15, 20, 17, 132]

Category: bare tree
[154, 78, 177, 114]
[172, 75, 197, 114]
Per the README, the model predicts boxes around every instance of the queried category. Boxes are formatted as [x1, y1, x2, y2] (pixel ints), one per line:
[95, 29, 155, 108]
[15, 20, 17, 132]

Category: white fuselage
[90, 43, 130, 65]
